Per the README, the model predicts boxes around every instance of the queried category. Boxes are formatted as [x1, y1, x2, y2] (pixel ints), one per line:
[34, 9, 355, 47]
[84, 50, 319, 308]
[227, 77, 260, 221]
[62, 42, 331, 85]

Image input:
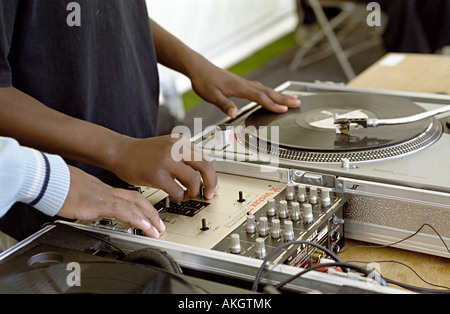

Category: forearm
[150, 18, 213, 78]
[0, 87, 124, 173]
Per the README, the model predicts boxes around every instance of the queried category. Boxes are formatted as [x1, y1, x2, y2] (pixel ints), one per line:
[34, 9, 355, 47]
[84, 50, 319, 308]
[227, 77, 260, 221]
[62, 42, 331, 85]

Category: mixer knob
[266, 198, 276, 217]
[297, 184, 306, 203]
[246, 215, 256, 234]
[291, 201, 301, 221]
[284, 220, 294, 241]
[278, 200, 288, 219]
[255, 238, 266, 259]
[230, 233, 241, 254]
[285, 183, 294, 201]
[271, 219, 281, 239]
[309, 186, 318, 205]
[321, 188, 331, 207]
[303, 203, 313, 224]
[258, 217, 269, 236]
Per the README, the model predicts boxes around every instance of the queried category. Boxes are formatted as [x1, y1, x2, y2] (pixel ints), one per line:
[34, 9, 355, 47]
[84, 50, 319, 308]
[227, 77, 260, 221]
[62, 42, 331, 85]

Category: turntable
[197, 81, 450, 258]
[238, 92, 443, 163]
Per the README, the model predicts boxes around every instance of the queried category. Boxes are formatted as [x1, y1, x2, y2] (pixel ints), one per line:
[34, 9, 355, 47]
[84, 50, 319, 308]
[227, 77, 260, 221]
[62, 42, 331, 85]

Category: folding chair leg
[306, 0, 356, 80]
[289, 7, 352, 71]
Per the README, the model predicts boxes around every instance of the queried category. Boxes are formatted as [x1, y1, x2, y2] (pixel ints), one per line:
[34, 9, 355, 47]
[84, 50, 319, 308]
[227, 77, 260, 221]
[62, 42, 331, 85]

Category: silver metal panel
[51, 222, 405, 294]
[345, 220, 450, 258]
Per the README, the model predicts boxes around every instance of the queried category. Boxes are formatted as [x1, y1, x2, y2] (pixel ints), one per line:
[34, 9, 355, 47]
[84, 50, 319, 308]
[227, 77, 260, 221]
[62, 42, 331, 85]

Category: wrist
[17, 148, 70, 217]
[101, 134, 133, 175]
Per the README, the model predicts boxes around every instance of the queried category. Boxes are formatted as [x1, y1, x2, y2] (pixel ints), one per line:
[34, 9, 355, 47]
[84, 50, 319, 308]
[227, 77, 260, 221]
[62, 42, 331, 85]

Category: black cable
[275, 261, 450, 294]
[348, 260, 450, 292]
[334, 223, 450, 293]
[123, 248, 183, 274]
[383, 277, 450, 294]
[274, 262, 386, 290]
[251, 240, 342, 292]
[338, 223, 450, 255]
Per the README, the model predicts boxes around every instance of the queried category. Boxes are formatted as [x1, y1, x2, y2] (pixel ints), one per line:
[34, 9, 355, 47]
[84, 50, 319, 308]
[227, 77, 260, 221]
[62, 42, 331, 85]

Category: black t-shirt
[0, 0, 160, 185]
[0, 0, 160, 240]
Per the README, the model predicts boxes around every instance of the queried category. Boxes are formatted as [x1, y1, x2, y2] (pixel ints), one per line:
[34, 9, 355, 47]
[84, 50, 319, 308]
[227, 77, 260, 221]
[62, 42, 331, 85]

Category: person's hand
[189, 63, 301, 118]
[111, 134, 218, 204]
[58, 166, 165, 238]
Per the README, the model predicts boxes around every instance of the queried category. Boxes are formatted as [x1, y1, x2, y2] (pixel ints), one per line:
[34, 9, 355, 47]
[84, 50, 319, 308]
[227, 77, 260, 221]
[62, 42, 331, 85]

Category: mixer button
[309, 186, 318, 205]
[255, 238, 266, 259]
[266, 198, 276, 217]
[258, 217, 269, 236]
[297, 184, 306, 203]
[285, 183, 294, 201]
[303, 203, 313, 224]
[291, 201, 301, 221]
[278, 200, 288, 219]
[271, 219, 281, 239]
[284, 220, 294, 241]
[321, 188, 331, 207]
[246, 215, 256, 234]
[230, 233, 241, 254]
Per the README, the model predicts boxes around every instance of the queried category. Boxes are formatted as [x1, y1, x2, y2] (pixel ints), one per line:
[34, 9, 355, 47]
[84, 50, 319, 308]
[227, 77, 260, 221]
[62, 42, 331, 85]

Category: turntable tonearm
[334, 103, 450, 132]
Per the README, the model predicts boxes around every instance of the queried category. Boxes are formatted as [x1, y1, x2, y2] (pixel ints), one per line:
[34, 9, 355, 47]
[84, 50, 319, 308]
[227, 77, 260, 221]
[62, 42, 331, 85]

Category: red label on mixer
[249, 186, 283, 209]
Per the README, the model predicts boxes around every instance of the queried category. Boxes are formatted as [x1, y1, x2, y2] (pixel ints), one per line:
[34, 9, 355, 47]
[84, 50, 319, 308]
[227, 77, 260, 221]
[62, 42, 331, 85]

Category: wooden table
[348, 52, 450, 95]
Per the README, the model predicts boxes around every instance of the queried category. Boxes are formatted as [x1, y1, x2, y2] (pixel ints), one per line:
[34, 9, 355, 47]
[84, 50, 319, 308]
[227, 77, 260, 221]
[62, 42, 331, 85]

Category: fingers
[170, 138, 217, 202]
[245, 81, 301, 112]
[184, 140, 218, 200]
[154, 135, 217, 203]
[212, 91, 239, 119]
[213, 78, 301, 117]
[104, 189, 165, 239]
[59, 166, 165, 239]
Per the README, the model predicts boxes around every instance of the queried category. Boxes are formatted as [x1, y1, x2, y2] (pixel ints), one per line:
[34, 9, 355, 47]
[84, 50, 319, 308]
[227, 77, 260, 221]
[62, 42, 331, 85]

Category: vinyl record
[240, 93, 442, 162]
[0, 262, 204, 294]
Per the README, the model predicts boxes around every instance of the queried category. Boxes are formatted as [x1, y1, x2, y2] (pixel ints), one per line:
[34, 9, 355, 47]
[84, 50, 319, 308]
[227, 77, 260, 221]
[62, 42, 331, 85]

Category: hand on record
[189, 62, 301, 118]
[58, 166, 165, 238]
[111, 134, 218, 204]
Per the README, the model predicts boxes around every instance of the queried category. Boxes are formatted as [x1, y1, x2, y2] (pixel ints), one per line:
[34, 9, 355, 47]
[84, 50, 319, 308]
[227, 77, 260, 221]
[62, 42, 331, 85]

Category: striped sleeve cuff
[16, 149, 70, 217]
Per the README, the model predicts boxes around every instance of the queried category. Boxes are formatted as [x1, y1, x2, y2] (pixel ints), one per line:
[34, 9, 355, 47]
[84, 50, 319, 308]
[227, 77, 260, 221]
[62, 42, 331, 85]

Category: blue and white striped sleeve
[0, 137, 70, 217]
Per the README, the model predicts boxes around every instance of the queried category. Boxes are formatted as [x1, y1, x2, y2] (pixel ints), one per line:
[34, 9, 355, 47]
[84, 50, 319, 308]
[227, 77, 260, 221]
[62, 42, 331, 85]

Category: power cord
[252, 240, 343, 292]
[252, 223, 450, 294]
[336, 223, 450, 294]
[348, 260, 450, 292]
[274, 261, 386, 291]
[338, 223, 450, 255]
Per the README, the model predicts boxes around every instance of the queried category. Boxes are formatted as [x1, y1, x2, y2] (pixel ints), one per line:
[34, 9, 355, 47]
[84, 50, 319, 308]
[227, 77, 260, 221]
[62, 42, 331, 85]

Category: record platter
[238, 93, 442, 163]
